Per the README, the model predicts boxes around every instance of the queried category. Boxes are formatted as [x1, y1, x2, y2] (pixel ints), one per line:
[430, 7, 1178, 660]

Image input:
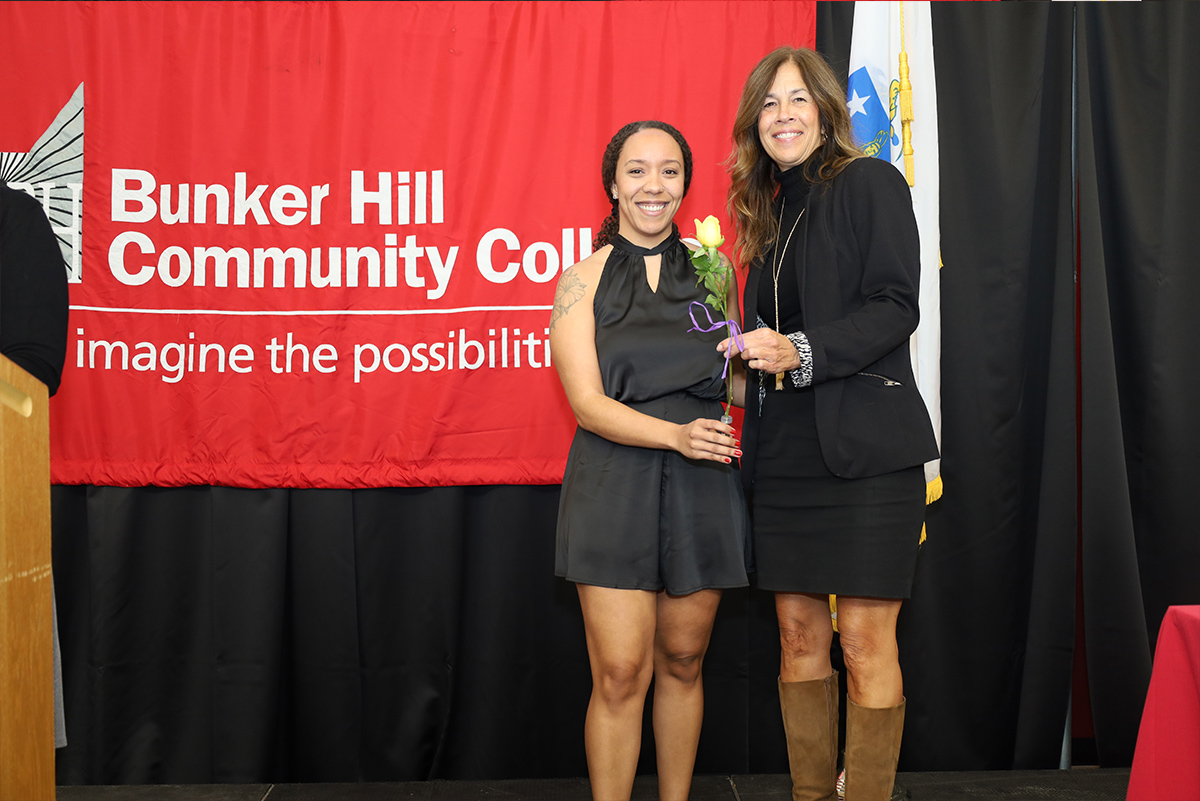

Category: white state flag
[847, 1, 942, 493]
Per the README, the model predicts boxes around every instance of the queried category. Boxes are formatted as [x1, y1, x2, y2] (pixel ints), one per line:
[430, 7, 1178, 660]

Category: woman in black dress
[719, 48, 939, 801]
[550, 121, 750, 801]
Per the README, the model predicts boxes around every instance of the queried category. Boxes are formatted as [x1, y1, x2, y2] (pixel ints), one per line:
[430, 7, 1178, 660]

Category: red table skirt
[1127, 605, 1200, 801]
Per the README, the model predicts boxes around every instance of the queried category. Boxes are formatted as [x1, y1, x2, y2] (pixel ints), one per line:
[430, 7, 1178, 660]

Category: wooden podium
[0, 354, 55, 800]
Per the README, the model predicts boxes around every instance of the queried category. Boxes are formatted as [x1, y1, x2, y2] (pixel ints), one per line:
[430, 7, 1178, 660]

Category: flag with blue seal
[848, 1, 943, 496]
[847, 65, 897, 163]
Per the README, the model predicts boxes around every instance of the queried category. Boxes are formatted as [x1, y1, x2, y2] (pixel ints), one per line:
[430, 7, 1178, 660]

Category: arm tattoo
[549, 270, 587, 330]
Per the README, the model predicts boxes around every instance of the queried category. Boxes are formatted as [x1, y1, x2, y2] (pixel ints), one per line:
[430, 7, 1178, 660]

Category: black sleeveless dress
[555, 233, 752, 595]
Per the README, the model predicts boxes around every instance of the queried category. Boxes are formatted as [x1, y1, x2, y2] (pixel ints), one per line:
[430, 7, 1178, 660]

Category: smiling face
[611, 128, 686, 248]
[757, 60, 822, 172]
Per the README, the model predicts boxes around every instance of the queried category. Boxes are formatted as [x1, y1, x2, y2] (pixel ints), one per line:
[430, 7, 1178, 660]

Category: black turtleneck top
[756, 166, 811, 337]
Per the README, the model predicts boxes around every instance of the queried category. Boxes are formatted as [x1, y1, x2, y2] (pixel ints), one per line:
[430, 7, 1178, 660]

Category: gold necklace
[770, 199, 804, 390]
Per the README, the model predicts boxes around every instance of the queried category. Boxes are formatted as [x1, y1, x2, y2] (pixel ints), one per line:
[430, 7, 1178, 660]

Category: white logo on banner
[0, 82, 84, 283]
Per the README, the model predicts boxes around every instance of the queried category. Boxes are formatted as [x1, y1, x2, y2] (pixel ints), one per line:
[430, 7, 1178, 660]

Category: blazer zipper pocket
[856, 371, 902, 387]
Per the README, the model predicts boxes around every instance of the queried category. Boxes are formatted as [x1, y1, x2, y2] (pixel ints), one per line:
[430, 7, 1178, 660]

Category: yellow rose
[694, 215, 725, 248]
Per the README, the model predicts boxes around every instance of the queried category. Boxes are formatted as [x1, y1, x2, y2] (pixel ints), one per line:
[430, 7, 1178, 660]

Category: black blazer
[741, 158, 939, 489]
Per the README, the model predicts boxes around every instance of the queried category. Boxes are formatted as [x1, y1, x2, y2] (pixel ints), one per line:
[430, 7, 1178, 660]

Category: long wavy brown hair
[727, 47, 861, 268]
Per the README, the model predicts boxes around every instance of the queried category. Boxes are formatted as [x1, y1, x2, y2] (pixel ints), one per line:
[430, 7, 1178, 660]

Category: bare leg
[774, 592, 839, 801]
[775, 592, 835, 682]
[651, 589, 723, 801]
[835, 596, 903, 707]
[838, 596, 906, 801]
[577, 584, 658, 801]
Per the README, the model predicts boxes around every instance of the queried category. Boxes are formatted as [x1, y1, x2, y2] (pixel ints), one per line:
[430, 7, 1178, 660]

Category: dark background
[51, 2, 1200, 784]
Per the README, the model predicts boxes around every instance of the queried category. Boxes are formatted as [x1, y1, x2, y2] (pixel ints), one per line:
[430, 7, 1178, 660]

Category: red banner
[1, 1, 815, 488]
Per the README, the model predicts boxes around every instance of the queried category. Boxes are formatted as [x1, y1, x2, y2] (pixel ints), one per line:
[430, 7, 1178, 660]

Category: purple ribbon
[686, 301, 744, 379]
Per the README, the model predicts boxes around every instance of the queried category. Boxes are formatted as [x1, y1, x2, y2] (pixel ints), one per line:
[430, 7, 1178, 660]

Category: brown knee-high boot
[842, 696, 905, 801]
[778, 672, 839, 801]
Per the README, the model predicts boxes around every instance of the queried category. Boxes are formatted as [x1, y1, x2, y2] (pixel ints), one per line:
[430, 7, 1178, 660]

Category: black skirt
[750, 385, 925, 599]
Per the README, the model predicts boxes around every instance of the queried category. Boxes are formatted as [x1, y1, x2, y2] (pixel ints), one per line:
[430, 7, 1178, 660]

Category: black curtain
[51, 3, 1200, 784]
[903, 3, 1080, 771]
[1076, 1, 1200, 768]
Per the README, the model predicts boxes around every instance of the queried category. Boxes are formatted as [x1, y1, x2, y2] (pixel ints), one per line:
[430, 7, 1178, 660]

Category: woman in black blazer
[719, 47, 938, 801]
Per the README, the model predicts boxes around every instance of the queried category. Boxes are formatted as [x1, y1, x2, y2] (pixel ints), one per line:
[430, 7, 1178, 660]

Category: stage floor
[56, 768, 1130, 800]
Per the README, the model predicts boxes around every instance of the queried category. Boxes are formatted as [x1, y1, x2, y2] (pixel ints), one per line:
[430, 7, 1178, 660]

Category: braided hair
[593, 120, 694, 250]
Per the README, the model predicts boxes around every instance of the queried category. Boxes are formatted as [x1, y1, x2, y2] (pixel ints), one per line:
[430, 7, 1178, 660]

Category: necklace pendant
[775, 373, 784, 391]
